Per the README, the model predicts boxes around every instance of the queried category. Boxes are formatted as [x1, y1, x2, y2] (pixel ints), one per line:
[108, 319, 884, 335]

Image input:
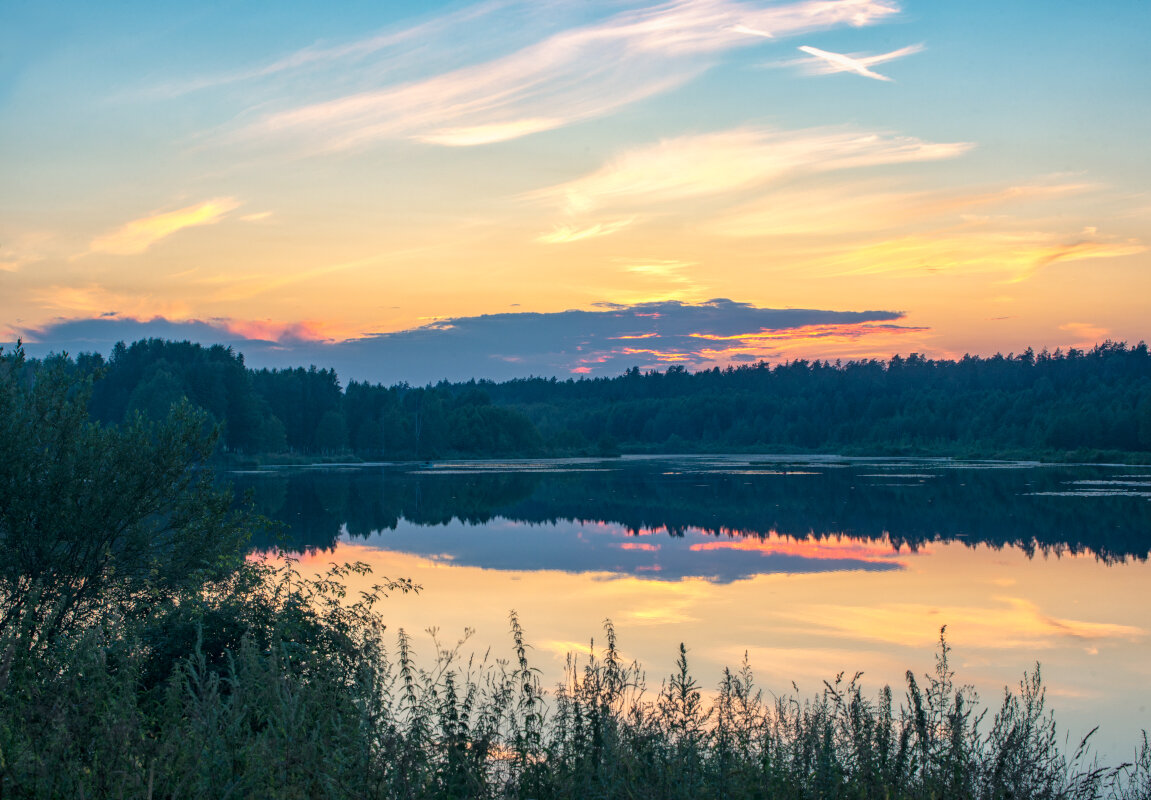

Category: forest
[44, 337, 1151, 461]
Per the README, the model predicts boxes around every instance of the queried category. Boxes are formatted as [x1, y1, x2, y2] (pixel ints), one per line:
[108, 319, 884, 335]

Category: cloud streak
[86, 197, 241, 256]
[704, 178, 1097, 238]
[530, 125, 971, 214]
[795, 42, 923, 81]
[225, 0, 902, 150]
[537, 218, 635, 243]
[831, 226, 1145, 281]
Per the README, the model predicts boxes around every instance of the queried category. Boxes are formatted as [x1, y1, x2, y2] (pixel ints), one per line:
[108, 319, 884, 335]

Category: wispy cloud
[1059, 322, 1110, 349]
[142, 0, 520, 99]
[416, 118, 565, 147]
[728, 23, 774, 38]
[795, 42, 923, 81]
[0, 231, 56, 273]
[1026, 228, 1147, 273]
[537, 218, 635, 243]
[831, 225, 1145, 282]
[86, 197, 241, 256]
[704, 178, 1096, 238]
[529, 125, 970, 214]
[620, 258, 697, 282]
[224, 0, 902, 151]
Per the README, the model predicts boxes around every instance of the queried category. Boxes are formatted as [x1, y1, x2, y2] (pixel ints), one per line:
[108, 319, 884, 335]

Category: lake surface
[233, 455, 1151, 760]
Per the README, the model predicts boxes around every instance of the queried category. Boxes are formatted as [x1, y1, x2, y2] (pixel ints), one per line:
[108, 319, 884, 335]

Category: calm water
[233, 455, 1151, 760]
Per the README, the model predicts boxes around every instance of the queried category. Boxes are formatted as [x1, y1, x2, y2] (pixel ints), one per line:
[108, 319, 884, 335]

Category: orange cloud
[689, 534, 908, 563]
[687, 321, 924, 344]
[616, 542, 660, 552]
[681, 322, 932, 365]
[1058, 322, 1110, 349]
[546, 319, 934, 373]
[88, 197, 241, 256]
[219, 318, 337, 343]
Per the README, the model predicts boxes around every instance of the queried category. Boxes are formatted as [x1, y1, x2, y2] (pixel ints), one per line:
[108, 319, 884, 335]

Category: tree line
[45, 337, 1151, 459]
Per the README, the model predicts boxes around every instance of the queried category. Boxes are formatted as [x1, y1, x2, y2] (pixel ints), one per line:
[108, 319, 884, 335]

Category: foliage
[39, 337, 1151, 461]
[482, 342, 1151, 458]
[0, 344, 250, 651]
[85, 338, 284, 454]
[6, 599, 1150, 798]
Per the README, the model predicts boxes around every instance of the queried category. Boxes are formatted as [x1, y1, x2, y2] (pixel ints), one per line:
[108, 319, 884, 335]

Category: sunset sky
[3, 0, 1148, 382]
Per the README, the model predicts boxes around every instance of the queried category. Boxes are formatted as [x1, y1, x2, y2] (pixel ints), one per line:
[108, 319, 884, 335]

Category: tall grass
[1, 559, 1148, 799]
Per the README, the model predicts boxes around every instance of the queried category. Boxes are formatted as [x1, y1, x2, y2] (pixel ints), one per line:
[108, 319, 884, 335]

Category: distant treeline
[50, 337, 1151, 459]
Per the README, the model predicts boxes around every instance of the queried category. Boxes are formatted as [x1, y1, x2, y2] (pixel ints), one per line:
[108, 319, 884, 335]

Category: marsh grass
[1, 560, 1148, 799]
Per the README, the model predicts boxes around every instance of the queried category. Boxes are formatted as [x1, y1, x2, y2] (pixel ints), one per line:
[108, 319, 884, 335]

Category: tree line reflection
[237, 460, 1151, 569]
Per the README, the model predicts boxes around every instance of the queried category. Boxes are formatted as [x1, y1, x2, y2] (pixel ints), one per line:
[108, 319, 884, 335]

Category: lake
[232, 455, 1151, 761]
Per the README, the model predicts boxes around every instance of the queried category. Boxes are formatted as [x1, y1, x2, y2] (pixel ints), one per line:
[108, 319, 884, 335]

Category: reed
[2, 559, 1148, 799]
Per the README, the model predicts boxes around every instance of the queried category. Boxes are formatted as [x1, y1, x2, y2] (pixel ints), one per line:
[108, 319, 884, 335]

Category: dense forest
[43, 337, 1151, 460]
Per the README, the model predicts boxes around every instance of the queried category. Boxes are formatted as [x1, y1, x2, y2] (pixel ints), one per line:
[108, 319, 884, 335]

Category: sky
[2, 0, 1148, 383]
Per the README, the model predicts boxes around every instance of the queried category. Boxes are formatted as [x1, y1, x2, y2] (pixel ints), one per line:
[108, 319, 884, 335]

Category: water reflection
[338, 518, 908, 583]
[232, 457, 1151, 761]
[237, 457, 1151, 572]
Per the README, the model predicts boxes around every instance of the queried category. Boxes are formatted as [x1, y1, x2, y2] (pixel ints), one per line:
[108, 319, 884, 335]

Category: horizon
[14, 324, 1145, 388]
[4, 0, 1148, 379]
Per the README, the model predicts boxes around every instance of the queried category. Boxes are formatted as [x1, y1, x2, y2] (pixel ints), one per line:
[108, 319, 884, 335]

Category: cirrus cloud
[86, 197, 241, 256]
[224, 0, 902, 152]
[529, 126, 971, 214]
